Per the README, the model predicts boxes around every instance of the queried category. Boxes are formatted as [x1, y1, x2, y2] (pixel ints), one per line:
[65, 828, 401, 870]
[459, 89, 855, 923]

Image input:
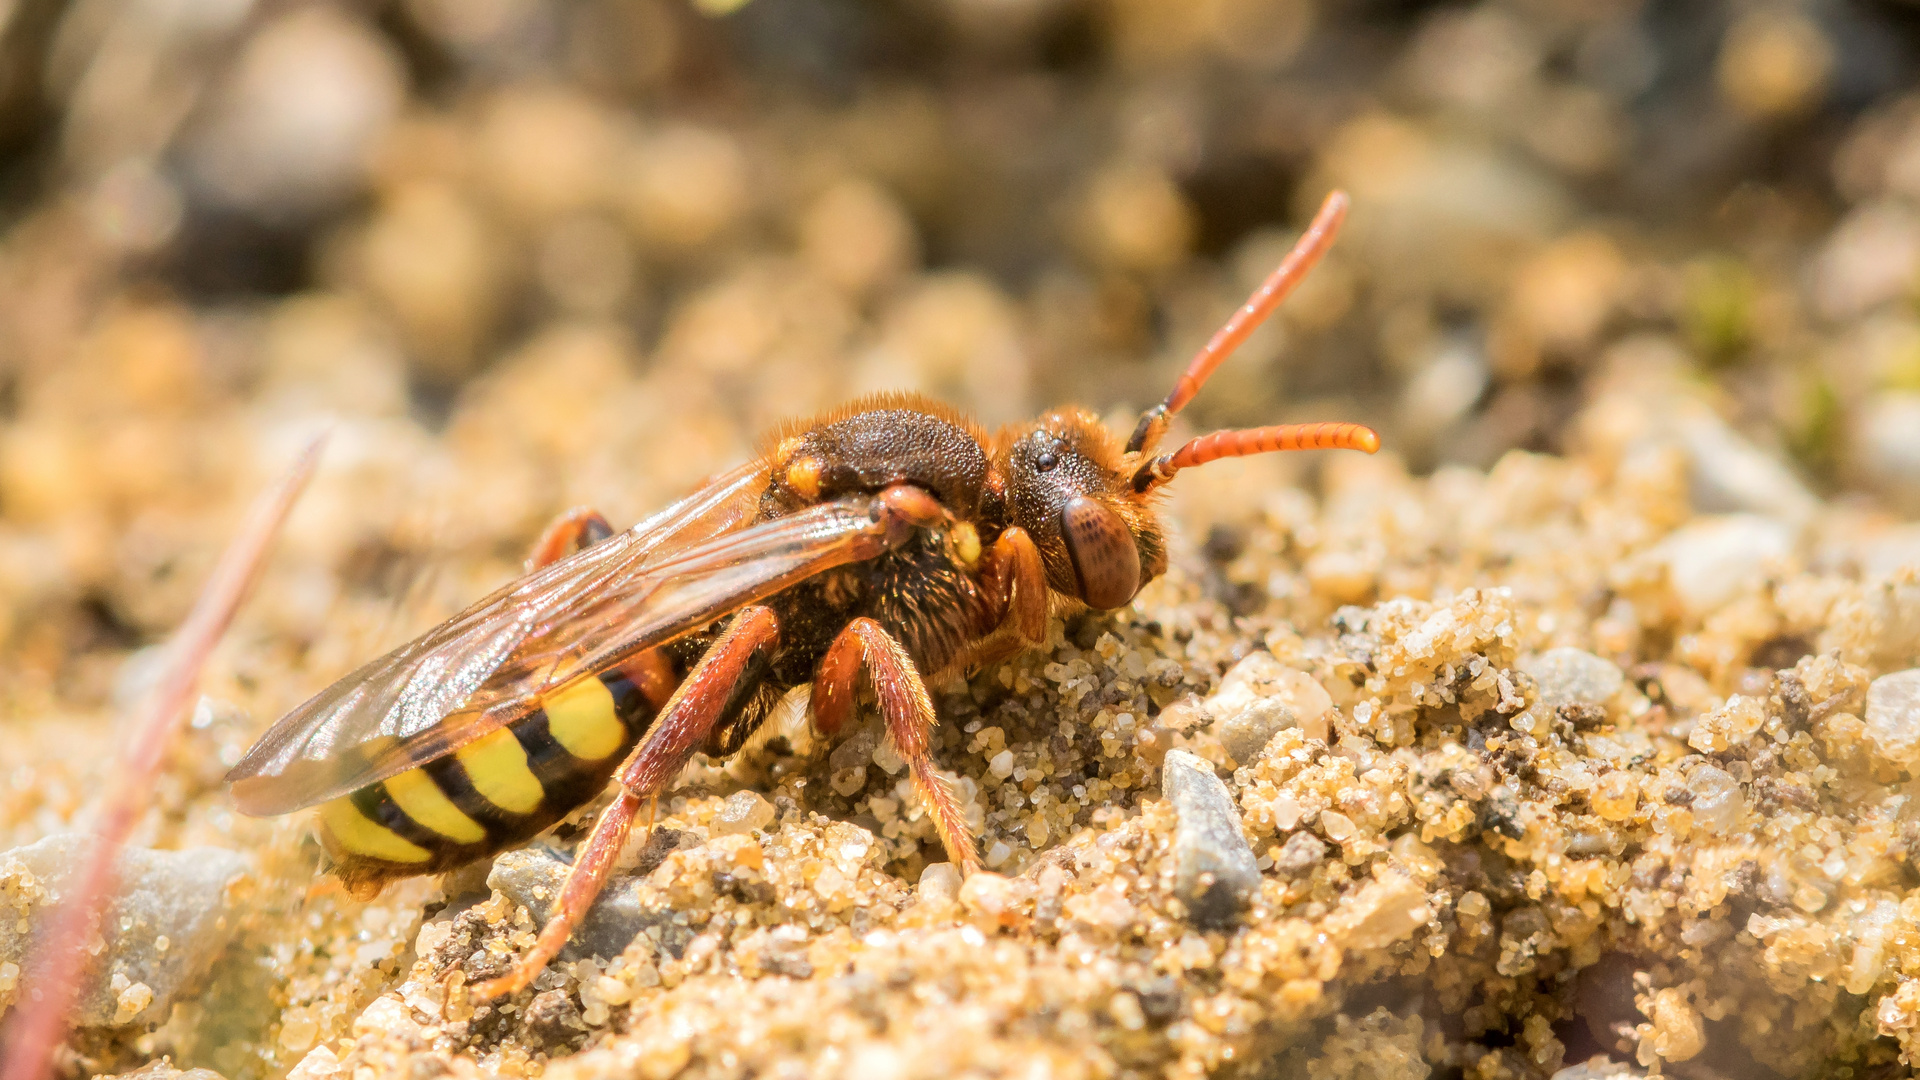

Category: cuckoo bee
[226, 190, 1377, 999]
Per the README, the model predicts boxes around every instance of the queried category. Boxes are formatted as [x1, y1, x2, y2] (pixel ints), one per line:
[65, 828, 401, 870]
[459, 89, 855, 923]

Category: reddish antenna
[1126, 189, 1352, 457]
[1132, 421, 1378, 491]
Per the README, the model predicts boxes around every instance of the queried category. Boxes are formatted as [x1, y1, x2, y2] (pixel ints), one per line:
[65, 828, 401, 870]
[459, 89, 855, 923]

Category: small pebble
[185, 7, 405, 216]
[1323, 871, 1431, 952]
[1857, 392, 1920, 514]
[918, 862, 962, 905]
[1320, 811, 1358, 843]
[1160, 749, 1260, 928]
[1523, 648, 1625, 710]
[525, 987, 584, 1045]
[1206, 652, 1333, 756]
[1684, 765, 1743, 834]
[1640, 515, 1795, 618]
[1815, 202, 1920, 320]
[1678, 413, 1819, 524]
[712, 790, 776, 836]
[488, 848, 671, 961]
[0, 836, 248, 1027]
[959, 872, 1030, 929]
[1866, 669, 1920, 768]
[1272, 832, 1327, 878]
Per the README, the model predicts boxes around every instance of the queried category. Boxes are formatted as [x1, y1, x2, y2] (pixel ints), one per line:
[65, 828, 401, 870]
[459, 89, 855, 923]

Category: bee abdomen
[317, 657, 671, 888]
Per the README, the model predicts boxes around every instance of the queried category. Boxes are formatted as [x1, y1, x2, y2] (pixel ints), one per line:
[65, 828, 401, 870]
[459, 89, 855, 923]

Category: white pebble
[1321, 811, 1357, 842]
[1868, 669, 1920, 768]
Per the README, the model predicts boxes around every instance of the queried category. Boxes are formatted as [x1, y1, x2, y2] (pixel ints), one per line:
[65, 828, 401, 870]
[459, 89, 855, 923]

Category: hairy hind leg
[470, 605, 782, 1000]
[814, 618, 981, 874]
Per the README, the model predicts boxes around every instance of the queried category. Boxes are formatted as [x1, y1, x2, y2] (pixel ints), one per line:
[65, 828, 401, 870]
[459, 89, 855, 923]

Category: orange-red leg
[982, 526, 1049, 646]
[469, 789, 642, 999]
[526, 507, 615, 571]
[472, 606, 781, 1000]
[619, 606, 780, 795]
[814, 618, 981, 874]
[958, 526, 1052, 671]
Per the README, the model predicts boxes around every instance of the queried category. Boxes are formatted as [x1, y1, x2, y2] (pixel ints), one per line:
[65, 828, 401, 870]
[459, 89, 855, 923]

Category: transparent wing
[228, 469, 895, 815]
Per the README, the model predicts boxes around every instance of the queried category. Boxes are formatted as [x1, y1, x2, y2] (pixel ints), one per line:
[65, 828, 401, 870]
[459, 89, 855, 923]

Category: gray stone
[488, 848, 676, 962]
[1205, 652, 1331, 759]
[1678, 413, 1819, 525]
[0, 835, 249, 1027]
[184, 7, 405, 217]
[1639, 515, 1795, 618]
[1272, 831, 1327, 878]
[1161, 749, 1260, 928]
[1859, 392, 1920, 515]
[1216, 699, 1298, 765]
[1866, 669, 1920, 768]
[1522, 648, 1625, 710]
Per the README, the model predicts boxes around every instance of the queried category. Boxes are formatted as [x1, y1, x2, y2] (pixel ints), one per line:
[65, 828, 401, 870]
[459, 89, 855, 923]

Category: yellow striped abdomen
[317, 656, 671, 893]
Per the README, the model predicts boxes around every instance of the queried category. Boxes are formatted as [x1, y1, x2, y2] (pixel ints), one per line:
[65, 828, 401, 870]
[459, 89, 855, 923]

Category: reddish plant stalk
[0, 435, 324, 1080]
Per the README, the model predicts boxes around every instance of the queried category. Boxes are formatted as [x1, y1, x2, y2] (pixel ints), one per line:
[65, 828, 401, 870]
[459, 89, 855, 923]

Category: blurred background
[1, 0, 1918, 715]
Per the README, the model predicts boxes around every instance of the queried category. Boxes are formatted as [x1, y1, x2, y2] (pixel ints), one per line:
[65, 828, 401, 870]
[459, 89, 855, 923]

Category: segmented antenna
[1132, 421, 1379, 491]
[1126, 190, 1351, 457]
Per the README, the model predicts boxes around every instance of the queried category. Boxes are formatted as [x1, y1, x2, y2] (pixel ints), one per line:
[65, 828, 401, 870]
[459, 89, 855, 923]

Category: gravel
[1159, 748, 1261, 929]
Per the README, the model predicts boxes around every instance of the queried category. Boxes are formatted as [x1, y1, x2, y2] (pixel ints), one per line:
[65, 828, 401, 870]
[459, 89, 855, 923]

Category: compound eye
[1060, 496, 1141, 610]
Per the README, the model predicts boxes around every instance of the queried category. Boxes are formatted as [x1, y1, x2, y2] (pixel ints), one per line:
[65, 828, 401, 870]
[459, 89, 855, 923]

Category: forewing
[227, 461, 765, 813]
[229, 487, 896, 815]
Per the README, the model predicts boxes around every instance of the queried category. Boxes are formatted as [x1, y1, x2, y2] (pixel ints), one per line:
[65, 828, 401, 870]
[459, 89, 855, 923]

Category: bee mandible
[225, 190, 1377, 999]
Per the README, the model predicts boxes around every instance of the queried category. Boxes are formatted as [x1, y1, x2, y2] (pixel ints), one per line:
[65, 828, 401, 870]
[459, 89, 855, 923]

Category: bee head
[999, 408, 1166, 611]
[998, 189, 1381, 613]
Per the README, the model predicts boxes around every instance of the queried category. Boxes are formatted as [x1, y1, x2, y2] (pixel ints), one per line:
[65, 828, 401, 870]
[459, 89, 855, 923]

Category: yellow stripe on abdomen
[542, 674, 626, 761]
[318, 797, 430, 863]
[455, 727, 545, 814]
[385, 767, 486, 843]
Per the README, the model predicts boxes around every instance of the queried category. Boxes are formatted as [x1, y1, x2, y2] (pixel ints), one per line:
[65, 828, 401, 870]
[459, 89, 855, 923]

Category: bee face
[1000, 409, 1166, 610]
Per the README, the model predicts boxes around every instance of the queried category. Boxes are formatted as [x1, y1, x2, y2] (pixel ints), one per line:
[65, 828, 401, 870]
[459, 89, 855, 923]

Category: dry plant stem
[0, 435, 325, 1080]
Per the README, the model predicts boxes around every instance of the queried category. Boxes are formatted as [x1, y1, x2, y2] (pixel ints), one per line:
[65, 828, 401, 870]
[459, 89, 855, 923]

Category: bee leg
[814, 618, 982, 875]
[525, 507, 616, 571]
[983, 526, 1049, 647]
[957, 526, 1051, 672]
[470, 606, 782, 1000]
[469, 788, 643, 1001]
